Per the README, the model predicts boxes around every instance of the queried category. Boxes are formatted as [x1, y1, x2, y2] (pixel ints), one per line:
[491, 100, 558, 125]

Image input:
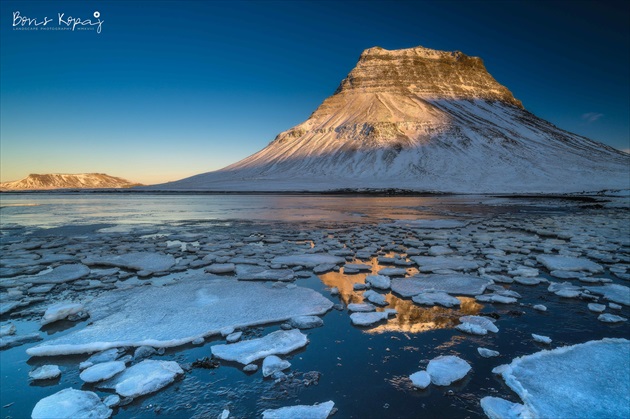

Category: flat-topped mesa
[332, 46, 523, 107]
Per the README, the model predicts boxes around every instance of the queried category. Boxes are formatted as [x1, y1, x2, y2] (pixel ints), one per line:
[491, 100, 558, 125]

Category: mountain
[151, 46, 629, 193]
[0, 173, 141, 191]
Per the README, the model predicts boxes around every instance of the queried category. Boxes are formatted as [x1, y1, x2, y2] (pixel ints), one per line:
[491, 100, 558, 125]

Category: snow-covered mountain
[0, 173, 141, 191]
[152, 46, 629, 193]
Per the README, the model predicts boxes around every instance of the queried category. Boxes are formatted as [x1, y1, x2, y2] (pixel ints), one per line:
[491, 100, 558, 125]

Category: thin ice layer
[499, 338, 629, 418]
[27, 278, 332, 356]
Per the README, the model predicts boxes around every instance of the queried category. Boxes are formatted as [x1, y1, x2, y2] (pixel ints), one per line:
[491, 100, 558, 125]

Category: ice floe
[480, 396, 532, 419]
[262, 355, 291, 377]
[597, 313, 627, 323]
[531, 334, 551, 344]
[101, 359, 183, 399]
[584, 284, 630, 306]
[392, 275, 492, 297]
[80, 361, 126, 383]
[347, 303, 376, 312]
[271, 254, 345, 268]
[409, 370, 431, 389]
[362, 289, 388, 306]
[478, 348, 500, 358]
[27, 279, 332, 356]
[460, 315, 498, 333]
[411, 256, 479, 273]
[497, 338, 629, 418]
[31, 388, 111, 419]
[412, 291, 461, 308]
[212, 329, 308, 365]
[350, 311, 394, 326]
[29, 365, 61, 380]
[426, 355, 472, 386]
[41, 302, 84, 325]
[536, 255, 603, 273]
[289, 315, 323, 329]
[24, 264, 90, 284]
[83, 252, 175, 274]
[365, 274, 391, 290]
[262, 400, 335, 419]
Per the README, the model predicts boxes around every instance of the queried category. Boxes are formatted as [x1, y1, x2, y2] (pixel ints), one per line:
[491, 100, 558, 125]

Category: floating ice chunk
[392, 275, 492, 297]
[271, 254, 345, 268]
[350, 311, 389, 326]
[219, 409, 230, 419]
[24, 264, 90, 285]
[363, 290, 388, 306]
[584, 284, 630, 306]
[313, 264, 336, 274]
[0, 301, 21, 315]
[31, 388, 111, 419]
[84, 252, 175, 274]
[498, 338, 629, 418]
[243, 364, 258, 372]
[536, 255, 603, 273]
[80, 348, 123, 370]
[476, 294, 517, 304]
[29, 365, 61, 380]
[212, 329, 308, 365]
[344, 263, 372, 272]
[480, 396, 532, 419]
[478, 348, 500, 358]
[103, 395, 120, 408]
[550, 270, 585, 279]
[508, 266, 539, 277]
[598, 314, 627, 323]
[262, 355, 291, 377]
[365, 275, 391, 290]
[460, 316, 499, 333]
[533, 304, 547, 312]
[409, 370, 431, 389]
[411, 257, 479, 273]
[0, 332, 42, 349]
[289, 315, 323, 329]
[456, 322, 487, 335]
[347, 303, 376, 312]
[426, 355, 471, 386]
[206, 263, 236, 274]
[412, 291, 460, 308]
[513, 276, 543, 285]
[587, 303, 606, 313]
[236, 266, 294, 281]
[134, 345, 157, 360]
[80, 361, 126, 383]
[378, 267, 407, 276]
[610, 303, 622, 310]
[27, 279, 332, 357]
[532, 334, 551, 344]
[0, 323, 16, 337]
[226, 331, 242, 343]
[428, 245, 453, 256]
[102, 359, 183, 399]
[41, 302, 84, 325]
[262, 401, 335, 419]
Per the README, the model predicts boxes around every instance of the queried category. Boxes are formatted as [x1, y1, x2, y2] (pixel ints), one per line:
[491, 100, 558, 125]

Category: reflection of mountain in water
[319, 260, 483, 334]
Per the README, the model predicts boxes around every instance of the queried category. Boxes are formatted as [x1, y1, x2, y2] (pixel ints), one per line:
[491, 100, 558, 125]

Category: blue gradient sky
[1, 0, 628, 184]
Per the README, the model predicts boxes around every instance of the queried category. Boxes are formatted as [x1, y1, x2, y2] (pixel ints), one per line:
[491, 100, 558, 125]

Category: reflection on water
[319, 258, 483, 334]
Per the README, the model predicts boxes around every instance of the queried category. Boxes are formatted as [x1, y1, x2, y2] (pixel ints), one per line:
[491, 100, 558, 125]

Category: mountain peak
[334, 45, 522, 108]
[0, 173, 141, 191]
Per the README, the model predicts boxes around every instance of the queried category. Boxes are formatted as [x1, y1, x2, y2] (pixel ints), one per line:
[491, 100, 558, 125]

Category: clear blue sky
[1, 0, 628, 184]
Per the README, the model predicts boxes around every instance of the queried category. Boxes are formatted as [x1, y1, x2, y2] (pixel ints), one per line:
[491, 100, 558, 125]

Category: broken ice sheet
[27, 278, 332, 356]
[391, 275, 492, 297]
[83, 252, 175, 274]
[262, 401, 335, 419]
[212, 329, 308, 365]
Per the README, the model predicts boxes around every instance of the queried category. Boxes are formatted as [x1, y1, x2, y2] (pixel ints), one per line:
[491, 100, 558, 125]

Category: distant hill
[0, 173, 141, 191]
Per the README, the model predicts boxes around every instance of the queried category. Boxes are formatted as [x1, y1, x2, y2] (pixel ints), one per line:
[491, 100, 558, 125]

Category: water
[1, 193, 628, 418]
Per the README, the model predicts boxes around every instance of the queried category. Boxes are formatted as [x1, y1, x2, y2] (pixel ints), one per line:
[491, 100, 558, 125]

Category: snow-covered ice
[262, 355, 291, 377]
[532, 334, 552, 344]
[460, 315, 498, 333]
[101, 359, 183, 398]
[83, 252, 175, 274]
[362, 289, 388, 306]
[27, 278, 332, 356]
[480, 396, 532, 419]
[80, 361, 126, 383]
[584, 284, 630, 306]
[409, 370, 431, 389]
[29, 365, 61, 380]
[212, 329, 308, 365]
[237, 266, 294, 281]
[587, 303, 606, 313]
[598, 313, 627, 323]
[536, 255, 603, 273]
[478, 348, 500, 358]
[41, 302, 84, 325]
[498, 338, 629, 418]
[350, 311, 390, 326]
[426, 355, 472, 386]
[392, 275, 492, 297]
[31, 388, 111, 419]
[347, 303, 376, 312]
[365, 274, 391, 289]
[289, 315, 323, 329]
[412, 291, 460, 308]
[262, 401, 335, 419]
[411, 256, 479, 272]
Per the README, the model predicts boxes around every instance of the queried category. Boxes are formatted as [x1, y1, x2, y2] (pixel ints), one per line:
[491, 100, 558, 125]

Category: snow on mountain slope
[150, 46, 629, 193]
[0, 173, 141, 191]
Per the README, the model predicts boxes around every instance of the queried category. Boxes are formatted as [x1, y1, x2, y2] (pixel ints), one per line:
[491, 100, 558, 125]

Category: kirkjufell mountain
[0, 173, 141, 191]
[153, 46, 629, 193]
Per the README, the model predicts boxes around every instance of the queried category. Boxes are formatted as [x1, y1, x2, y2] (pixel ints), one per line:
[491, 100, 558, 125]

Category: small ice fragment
[289, 315, 323, 329]
[226, 331, 242, 343]
[363, 290, 388, 306]
[262, 400, 335, 419]
[80, 361, 126, 383]
[598, 313, 627, 323]
[41, 302, 84, 325]
[532, 334, 552, 344]
[205, 263, 236, 274]
[271, 254, 345, 267]
[459, 315, 499, 333]
[426, 355, 471, 386]
[609, 303, 622, 310]
[29, 365, 61, 380]
[533, 304, 547, 312]
[0, 323, 16, 337]
[330, 287, 339, 295]
[243, 364, 258, 372]
[80, 348, 122, 370]
[378, 267, 407, 276]
[428, 245, 453, 256]
[31, 388, 111, 419]
[262, 355, 291, 377]
[192, 337, 204, 345]
[536, 255, 603, 273]
[587, 303, 606, 313]
[456, 322, 488, 335]
[133, 345, 157, 360]
[103, 394, 120, 408]
[480, 396, 532, 419]
[412, 291, 460, 308]
[212, 329, 308, 365]
[218, 409, 230, 419]
[347, 303, 376, 312]
[104, 359, 183, 398]
[478, 348, 500, 358]
[409, 370, 431, 389]
[350, 311, 390, 326]
[475, 294, 517, 304]
[365, 275, 391, 290]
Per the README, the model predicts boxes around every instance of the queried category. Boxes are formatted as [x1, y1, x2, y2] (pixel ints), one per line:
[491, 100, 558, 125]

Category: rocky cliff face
[0, 173, 141, 190]
[152, 46, 629, 193]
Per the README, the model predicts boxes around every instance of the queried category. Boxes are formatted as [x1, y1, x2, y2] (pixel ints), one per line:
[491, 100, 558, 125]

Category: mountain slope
[0, 173, 141, 191]
[152, 46, 629, 193]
